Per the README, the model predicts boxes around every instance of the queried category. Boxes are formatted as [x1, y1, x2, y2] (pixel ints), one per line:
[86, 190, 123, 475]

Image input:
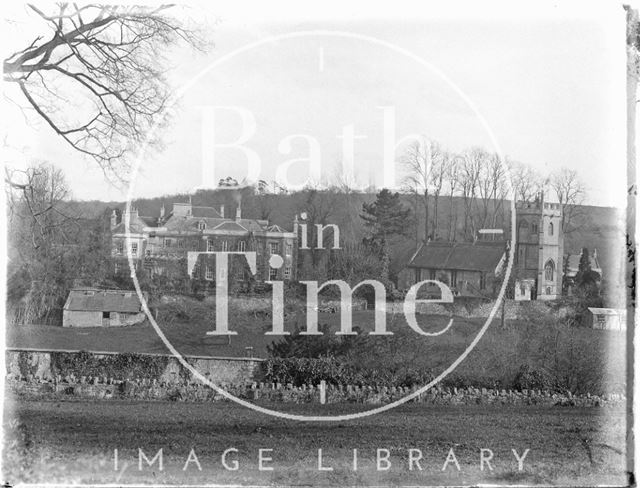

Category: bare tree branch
[4, 3, 206, 180]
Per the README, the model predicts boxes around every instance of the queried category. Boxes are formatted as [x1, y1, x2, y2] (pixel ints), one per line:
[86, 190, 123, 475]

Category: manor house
[110, 198, 297, 284]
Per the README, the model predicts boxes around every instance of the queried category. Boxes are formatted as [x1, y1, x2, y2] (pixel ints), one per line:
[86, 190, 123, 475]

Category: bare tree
[510, 160, 544, 203]
[6, 163, 110, 324]
[402, 137, 448, 241]
[445, 155, 461, 241]
[551, 167, 587, 234]
[429, 147, 450, 239]
[459, 148, 482, 240]
[4, 4, 204, 179]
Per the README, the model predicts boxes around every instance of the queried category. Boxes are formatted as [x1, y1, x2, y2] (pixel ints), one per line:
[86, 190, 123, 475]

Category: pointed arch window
[544, 259, 555, 281]
[548, 222, 554, 236]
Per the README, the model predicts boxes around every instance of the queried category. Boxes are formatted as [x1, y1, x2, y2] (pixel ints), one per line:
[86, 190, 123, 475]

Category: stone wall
[6, 375, 625, 408]
[5, 349, 262, 385]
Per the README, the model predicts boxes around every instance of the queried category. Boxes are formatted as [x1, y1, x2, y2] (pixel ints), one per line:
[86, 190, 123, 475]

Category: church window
[544, 259, 555, 281]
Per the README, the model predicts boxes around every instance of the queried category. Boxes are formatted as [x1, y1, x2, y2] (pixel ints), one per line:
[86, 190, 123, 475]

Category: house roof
[566, 253, 602, 276]
[587, 307, 626, 316]
[213, 221, 249, 232]
[408, 241, 506, 272]
[111, 213, 155, 234]
[192, 206, 223, 218]
[64, 289, 143, 313]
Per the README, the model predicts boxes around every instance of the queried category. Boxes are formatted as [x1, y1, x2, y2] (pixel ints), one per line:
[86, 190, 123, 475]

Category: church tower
[514, 192, 563, 300]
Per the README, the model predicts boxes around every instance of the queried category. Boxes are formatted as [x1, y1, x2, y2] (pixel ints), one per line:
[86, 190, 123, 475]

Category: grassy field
[3, 395, 628, 486]
[8, 307, 627, 394]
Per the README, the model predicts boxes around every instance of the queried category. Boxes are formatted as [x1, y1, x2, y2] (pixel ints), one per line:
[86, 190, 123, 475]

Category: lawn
[7, 306, 626, 394]
[3, 395, 628, 486]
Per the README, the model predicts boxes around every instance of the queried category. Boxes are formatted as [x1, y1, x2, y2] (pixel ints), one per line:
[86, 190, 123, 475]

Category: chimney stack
[220, 204, 225, 218]
[235, 202, 241, 221]
[110, 209, 118, 229]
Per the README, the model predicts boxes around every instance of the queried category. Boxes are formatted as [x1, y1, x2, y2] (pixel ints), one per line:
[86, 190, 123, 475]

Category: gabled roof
[192, 206, 223, 218]
[566, 253, 602, 276]
[64, 289, 143, 313]
[213, 221, 249, 232]
[111, 213, 154, 234]
[408, 241, 505, 272]
[267, 224, 286, 232]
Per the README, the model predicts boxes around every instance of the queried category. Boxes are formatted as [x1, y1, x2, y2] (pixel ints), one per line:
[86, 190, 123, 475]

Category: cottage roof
[587, 307, 626, 316]
[408, 241, 505, 272]
[64, 289, 143, 313]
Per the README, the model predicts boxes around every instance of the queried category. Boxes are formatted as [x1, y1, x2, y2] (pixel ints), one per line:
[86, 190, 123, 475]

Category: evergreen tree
[360, 189, 413, 282]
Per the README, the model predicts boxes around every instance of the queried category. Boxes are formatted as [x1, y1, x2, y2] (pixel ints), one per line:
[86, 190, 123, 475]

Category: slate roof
[192, 206, 223, 218]
[64, 289, 144, 313]
[566, 253, 601, 276]
[111, 214, 154, 234]
[408, 241, 506, 272]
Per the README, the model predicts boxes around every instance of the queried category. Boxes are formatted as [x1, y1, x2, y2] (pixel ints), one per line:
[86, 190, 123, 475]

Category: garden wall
[5, 348, 261, 385]
[5, 375, 625, 408]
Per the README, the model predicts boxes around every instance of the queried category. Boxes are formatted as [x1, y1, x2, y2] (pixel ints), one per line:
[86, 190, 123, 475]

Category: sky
[1, 0, 629, 207]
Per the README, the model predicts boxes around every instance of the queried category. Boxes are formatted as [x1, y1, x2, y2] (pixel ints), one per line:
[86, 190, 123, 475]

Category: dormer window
[198, 220, 206, 231]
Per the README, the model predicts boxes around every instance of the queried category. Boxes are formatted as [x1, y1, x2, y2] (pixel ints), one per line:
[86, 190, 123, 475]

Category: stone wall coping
[6, 347, 264, 362]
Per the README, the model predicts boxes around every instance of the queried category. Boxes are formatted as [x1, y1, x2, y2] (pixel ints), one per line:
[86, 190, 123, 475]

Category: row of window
[519, 221, 554, 236]
[116, 239, 294, 255]
[203, 265, 292, 280]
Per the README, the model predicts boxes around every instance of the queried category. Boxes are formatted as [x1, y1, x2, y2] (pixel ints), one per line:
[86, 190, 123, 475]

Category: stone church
[513, 194, 564, 300]
[405, 192, 564, 301]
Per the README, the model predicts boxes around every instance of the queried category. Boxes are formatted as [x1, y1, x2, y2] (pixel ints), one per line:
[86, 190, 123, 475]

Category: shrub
[512, 364, 555, 391]
[50, 351, 169, 379]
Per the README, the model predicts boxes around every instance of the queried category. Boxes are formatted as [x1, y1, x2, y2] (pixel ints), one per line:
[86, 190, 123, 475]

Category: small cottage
[587, 308, 626, 331]
[62, 288, 147, 327]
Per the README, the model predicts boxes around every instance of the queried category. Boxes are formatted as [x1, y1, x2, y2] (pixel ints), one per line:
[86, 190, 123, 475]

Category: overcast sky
[2, 1, 628, 207]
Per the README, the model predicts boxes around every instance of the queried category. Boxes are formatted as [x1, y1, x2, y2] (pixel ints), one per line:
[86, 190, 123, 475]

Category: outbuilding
[587, 307, 626, 331]
[62, 288, 147, 327]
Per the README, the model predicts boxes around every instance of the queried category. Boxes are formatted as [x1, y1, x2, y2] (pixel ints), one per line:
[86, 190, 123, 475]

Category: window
[238, 240, 246, 252]
[284, 266, 292, 279]
[285, 242, 293, 255]
[163, 238, 172, 248]
[429, 269, 436, 280]
[220, 240, 228, 252]
[178, 239, 185, 248]
[519, 283, 526, 295]
[198, 220, 206, 231]
[102, 311, 110, 319]
[269, 267, 278, 280]
[205, 266, 214, 280]
[116, 241, 124, 254]
[114, 262, 120, 274]
[544, 259, 555, 281]
[532, 223, 538, 234]
[207, 239, 214, 252]
[548, 222, 554, 236]
[269, 242, 279, 254]
[131, 242, 138, 255]
[479, 273, 486, 290]
[546, 286, 552, 295]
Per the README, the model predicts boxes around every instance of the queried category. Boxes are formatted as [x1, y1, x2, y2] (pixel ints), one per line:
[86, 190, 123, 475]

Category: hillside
[64, 190, 626, 289]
